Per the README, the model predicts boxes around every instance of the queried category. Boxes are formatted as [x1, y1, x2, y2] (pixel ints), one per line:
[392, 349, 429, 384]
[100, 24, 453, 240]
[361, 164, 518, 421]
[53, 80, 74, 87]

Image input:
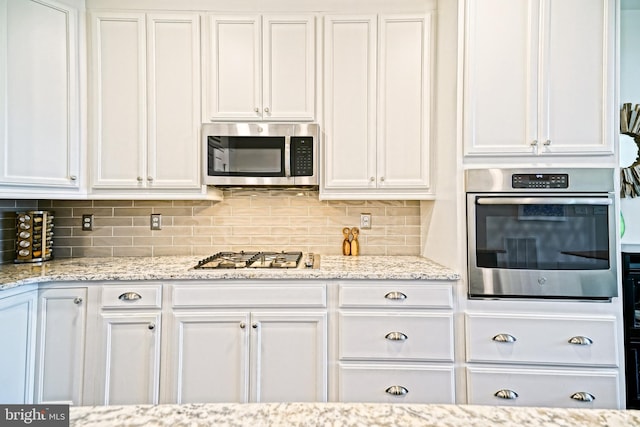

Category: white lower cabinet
[0, 288, 37, 404]
[93, 284, 162, 405]
[34, 287, 88, 405]
[165, 282, 328, 403]
[465, 311, 622, 408]
[337, 282, 455, 403]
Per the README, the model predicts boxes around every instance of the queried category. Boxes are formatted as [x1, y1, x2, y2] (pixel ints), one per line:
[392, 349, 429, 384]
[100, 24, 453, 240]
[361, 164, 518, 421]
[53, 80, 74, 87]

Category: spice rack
[15, 210, 54, 263]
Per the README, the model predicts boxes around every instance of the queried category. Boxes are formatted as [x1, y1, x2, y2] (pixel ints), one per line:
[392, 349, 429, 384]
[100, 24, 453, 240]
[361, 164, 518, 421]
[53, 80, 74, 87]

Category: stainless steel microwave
[202, 123, 319, 187]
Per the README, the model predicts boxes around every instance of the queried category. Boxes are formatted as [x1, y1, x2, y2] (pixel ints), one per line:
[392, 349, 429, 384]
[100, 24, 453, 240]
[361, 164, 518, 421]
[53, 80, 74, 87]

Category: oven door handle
[476, 197, 612, 206]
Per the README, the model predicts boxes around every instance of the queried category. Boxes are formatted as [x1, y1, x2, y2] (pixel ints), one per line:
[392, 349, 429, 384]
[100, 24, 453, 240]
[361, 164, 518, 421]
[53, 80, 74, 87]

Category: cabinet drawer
[466, 313, 618, 367]
[172, 284, 326, 308]
[101, 284, 162, 309]
[339, 363, 455, 403]
[466, 366, 620, 409]
[339, 313, 453, 361]
[339, 283, 452, 308]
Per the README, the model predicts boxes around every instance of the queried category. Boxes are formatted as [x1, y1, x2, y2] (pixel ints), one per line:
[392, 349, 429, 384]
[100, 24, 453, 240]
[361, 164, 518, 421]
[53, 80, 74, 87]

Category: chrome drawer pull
[118, 292, 142, 301]
[568, 336, 593, 346]
[385, 386, 408, 396]
[73, 297, 83, 305]
[494, 389, 518, 400]
[492, 333, 517, 343]
[148, 323, 155, 330]
[570, 392, 595, 402]
[384, 291, 407, 300]
[385, 332, 408, 341]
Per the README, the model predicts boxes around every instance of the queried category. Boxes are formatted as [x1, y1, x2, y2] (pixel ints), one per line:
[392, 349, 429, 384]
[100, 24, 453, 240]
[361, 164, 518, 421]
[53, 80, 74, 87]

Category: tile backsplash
[37, 190, 422, 258]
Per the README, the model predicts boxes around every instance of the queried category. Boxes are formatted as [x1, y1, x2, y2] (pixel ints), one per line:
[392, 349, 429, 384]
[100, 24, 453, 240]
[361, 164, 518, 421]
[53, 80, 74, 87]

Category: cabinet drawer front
[466, 366, 620, 409]
[339, 363, 455, 403]
[339, 283, 452, 308]
[340, 313, 453, 361]
[101, 284, 162, 309]
[172, 284, 326, 308]
[466, 313, 618, 367]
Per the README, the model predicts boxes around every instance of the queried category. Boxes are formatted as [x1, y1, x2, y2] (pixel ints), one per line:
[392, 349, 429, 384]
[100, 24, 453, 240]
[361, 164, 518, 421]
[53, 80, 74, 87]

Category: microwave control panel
[512, 173, 569, 189]
[291, 136, 314, 176]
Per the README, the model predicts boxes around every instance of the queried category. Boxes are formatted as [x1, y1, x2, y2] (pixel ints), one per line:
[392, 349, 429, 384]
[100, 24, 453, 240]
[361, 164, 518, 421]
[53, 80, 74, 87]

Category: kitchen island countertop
[0, 255, 459, 291]
[69, 402, 640, 427]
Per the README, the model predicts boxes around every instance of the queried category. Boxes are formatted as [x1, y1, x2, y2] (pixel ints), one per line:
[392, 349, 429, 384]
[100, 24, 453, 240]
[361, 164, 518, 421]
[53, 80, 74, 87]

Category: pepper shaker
[350, 227, 360, 256]
[342, 227, 351, 256]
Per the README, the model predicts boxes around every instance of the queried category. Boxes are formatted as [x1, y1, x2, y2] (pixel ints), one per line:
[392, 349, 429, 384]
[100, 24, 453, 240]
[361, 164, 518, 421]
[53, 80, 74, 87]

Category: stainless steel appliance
[203, 123, 319, 187]
[466, 168, 617, 300]
[194, 251, 319, 269]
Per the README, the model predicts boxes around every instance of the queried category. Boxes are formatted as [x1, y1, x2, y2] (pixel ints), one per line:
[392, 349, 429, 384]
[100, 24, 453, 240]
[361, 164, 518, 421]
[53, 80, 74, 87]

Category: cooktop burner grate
[194, 251, 304, 269]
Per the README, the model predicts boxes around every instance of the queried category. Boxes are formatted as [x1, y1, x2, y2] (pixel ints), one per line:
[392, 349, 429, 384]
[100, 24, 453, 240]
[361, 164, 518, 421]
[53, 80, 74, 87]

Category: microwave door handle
[284, 136, 291, 178]
[476, 197, 612, 206]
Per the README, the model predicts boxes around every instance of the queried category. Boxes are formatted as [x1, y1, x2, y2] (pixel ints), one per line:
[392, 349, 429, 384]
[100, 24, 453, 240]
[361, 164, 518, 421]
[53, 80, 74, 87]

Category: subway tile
[52, 247, 72, 258]
[114, 246, 153, 257]
[151, 207, 193, 216]
[232, 207, 273, 216]
[270, 226, 309, 235]
[250, 197, 291, 207]
[72, 227, 113, 237]
[72, 207, 113, 217]
[114, 207, 153, 216]
[96, 217, 134, 227]
[51, 200, 93, 208]
[366, 235, 406, 245]
[173, 200, 213, 207]
[386, 207, 420, 217]
[173, 236, 212, 246]
[291, 216, 327, 226]
[93, 236, 134, 247]
[133, 236, 174, 246]
[72, 246, 113, 257]
[153, 246, 192, 256]
[134, 200, 173, 207]
[112, 227, 153, 237]
[212, 236, 251, 245]
[214, 216, 252, 226]
[94, 200, 134, 207]
[173, 216, 212, 226]
[252, 216, 289, 226]
[55, 236, 92, 247]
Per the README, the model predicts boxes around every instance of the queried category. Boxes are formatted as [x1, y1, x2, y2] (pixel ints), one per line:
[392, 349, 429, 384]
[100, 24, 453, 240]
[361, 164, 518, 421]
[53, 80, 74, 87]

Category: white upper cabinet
[0, 0, 81, 192]
[204, 14, 315, 121]
[322, 14, 433, 200]
[90, 12, 202, 191]
[463, 0, 615, 157]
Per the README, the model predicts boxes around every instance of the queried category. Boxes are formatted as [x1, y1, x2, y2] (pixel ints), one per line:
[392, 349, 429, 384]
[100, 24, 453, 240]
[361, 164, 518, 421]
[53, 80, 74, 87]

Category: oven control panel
[512, 173, 569, 189]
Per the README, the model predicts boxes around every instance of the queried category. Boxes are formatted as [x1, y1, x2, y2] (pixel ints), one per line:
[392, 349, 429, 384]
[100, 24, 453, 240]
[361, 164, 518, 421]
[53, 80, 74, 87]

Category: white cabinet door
[251, 312, 327, 402]
[377, 14, 432, 190]
[91, 12, 202, 190]
[323, 15, 377, 191]
[322, 14, 433, 199]
[35, 288, 87, 405]
[168, 312, 250, 403]
[0, 0, 80, 189]
[0, 290, 37, 404]
[91, 12, 146, 188]
[205, 15, 315, 122]
[146, 14, 201, 188]
[262, 15, 315, 121]
[97, 312, 161, 405]
[463, 0, 614, 157]
[206, 15, 261, 120]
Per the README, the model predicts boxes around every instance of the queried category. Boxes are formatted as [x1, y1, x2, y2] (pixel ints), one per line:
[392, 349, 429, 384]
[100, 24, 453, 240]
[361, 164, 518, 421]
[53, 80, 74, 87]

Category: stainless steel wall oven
[466, 168, 617, 300]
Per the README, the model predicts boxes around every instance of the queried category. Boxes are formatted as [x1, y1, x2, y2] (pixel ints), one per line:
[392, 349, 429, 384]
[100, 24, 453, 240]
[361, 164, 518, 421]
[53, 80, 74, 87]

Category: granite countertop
[0, 255, 459, 291]
[69, 402, 640, 427]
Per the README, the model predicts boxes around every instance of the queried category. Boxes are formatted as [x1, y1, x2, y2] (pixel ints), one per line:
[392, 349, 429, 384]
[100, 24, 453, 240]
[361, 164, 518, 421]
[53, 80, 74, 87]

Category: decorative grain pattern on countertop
[0, 255, 459, 290]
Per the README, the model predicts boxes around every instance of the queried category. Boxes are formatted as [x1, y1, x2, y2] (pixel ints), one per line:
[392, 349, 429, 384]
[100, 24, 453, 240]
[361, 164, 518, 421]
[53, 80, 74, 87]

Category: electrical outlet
[360, 213, 372, 229]
[82, 214, 94, 231]
[150, 213, 162, 230]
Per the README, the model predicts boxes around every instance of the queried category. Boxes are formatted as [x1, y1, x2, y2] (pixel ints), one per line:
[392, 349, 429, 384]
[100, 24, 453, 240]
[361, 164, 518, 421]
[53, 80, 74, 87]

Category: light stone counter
[0, 255, 459, 291]
[69, 402, 640, 427]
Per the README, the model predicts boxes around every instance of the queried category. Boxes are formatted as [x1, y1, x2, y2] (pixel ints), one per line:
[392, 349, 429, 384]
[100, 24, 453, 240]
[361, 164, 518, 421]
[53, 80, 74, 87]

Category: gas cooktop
[194, 251, 318, 269]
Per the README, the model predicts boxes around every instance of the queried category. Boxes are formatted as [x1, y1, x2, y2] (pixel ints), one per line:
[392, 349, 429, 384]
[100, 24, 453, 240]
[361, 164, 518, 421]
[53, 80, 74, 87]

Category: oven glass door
[207, 136, 285, 177]
[468, 194, 617, 299]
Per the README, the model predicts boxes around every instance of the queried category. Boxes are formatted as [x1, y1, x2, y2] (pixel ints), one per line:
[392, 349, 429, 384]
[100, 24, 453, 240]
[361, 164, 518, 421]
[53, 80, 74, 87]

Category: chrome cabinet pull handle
[240, 322, 246, 329]
[73, 297, 83, 305]
[264, 107, 270, 113]
[570, 392, 595, 402]
[252, 323, 258, 329]
[385, 332, 408, 341]
[543, 139, 551, 146]
[494, 389, 518, 400]
[380, 177, 385, 182]
[370, 177, 375, 182]
[148, 323, 155, 330]
[384, 291, 407, 300]
[530, 140, 538, 147]
[492, 333, 517, 343]
[137, 176, 143, 182]
[568, 336, 593, 346]
[118, 292, 142, 301]
[70, 175, 77, 181]
[254, 107, 260, 113]
[147, 176, 153, 181]
[385, 386, 408, 396]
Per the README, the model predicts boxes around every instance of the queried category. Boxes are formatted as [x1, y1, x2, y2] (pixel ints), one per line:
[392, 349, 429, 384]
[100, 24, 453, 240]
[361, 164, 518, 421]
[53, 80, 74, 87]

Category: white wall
[619, 3, 640, 246]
